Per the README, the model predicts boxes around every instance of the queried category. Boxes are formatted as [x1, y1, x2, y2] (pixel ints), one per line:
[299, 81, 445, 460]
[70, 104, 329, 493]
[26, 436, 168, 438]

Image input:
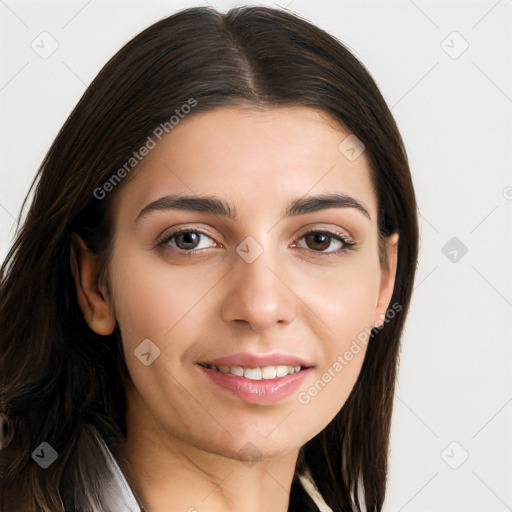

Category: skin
[72, 106, 398, 512]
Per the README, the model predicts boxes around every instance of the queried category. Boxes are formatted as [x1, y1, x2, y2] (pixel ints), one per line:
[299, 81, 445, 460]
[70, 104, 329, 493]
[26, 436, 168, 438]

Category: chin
[194, 430, 303, 463]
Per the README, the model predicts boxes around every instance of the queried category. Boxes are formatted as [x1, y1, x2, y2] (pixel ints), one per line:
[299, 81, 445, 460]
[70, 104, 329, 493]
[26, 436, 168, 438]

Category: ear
[70, 233, 117, 335]
[373, 232, 399, 328]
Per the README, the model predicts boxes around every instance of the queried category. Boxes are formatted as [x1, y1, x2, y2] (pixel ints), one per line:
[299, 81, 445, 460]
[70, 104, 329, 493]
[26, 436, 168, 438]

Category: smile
[197, 363, 311, 403]
[198, 363, 301, 380]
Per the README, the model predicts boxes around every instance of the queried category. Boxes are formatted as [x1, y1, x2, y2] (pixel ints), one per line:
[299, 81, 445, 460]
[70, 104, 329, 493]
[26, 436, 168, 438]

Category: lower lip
[198, 365, 311, 404]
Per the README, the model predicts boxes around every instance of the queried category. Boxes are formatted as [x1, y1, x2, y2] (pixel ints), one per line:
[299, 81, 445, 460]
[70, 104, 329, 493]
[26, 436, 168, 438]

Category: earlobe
[373, 232, 399, 328]
[70, 233, 117, 336]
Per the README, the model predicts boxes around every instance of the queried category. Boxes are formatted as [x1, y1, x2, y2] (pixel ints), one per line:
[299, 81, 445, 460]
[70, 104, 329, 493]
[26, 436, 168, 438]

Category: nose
[220, 248, 298, 332]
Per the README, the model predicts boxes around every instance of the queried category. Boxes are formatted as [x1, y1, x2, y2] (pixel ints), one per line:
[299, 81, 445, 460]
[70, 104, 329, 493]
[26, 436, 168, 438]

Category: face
[79, 106, 397, 462]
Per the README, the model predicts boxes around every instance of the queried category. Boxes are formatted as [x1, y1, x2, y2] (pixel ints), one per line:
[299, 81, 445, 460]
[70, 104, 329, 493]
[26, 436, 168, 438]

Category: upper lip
[200, 352, 313, 368]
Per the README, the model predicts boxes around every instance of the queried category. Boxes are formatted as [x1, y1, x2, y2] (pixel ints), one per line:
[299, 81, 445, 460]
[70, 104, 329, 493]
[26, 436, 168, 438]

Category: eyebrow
[283, 193, 370, 220]
[135, 192, 370, 223]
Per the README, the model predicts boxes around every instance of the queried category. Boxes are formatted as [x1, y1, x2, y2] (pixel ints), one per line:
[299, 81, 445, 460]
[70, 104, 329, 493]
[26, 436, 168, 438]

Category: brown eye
[294, 230, 354, 254]
[174, 231, 201, 250]
[158, 230, 216, 252]
[304, 232, 336, 251]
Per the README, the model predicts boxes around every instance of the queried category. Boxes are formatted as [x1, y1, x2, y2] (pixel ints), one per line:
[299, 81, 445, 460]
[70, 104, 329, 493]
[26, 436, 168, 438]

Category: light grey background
[1, 0, 511, 510]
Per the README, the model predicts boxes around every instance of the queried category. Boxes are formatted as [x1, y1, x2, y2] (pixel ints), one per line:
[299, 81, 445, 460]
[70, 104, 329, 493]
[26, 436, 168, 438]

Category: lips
[197, 352, 314, 403]
[201, 352, 312, 369]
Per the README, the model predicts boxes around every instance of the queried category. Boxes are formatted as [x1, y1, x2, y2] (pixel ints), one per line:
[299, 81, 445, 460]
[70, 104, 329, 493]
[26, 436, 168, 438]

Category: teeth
[243, 367, 262, 380]
[204, 364, 302, 380]
[262, 366, 276, 379]
[230, 365, 244, 377]
[276, 365, 290, 377]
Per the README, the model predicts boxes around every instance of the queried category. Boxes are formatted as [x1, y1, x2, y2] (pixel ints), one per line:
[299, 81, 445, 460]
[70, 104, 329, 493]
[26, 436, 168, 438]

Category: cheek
[108, 246, 221, 367]
[110, 245, 187, 330]
[108, 249, 218, 432]
[300, 254, 381, 340]
[292, 255, 381, 416]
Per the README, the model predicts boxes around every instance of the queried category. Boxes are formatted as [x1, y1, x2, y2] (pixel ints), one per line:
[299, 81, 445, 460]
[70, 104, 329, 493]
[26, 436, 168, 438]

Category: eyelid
[294, 224, 354, 243]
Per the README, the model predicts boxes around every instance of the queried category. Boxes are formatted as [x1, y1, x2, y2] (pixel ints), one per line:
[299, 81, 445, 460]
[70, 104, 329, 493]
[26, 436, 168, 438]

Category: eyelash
[156, 228, 356, 257]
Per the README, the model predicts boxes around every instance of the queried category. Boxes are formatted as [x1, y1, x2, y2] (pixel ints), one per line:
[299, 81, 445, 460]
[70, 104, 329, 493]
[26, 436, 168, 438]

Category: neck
[121, 383, 298, 512]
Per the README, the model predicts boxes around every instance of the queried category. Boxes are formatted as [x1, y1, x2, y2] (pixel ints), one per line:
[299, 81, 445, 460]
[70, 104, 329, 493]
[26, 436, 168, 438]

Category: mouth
[196, 357, 313, 404]
[198, 363, 304, 380]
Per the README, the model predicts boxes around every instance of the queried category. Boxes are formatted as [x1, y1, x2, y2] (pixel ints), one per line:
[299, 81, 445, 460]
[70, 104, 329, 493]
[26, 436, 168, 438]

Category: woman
[0, 5, 418, 512]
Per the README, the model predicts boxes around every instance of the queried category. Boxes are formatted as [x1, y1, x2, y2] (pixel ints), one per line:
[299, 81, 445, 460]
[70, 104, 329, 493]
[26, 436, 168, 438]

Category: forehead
[113, 106, 377, 222]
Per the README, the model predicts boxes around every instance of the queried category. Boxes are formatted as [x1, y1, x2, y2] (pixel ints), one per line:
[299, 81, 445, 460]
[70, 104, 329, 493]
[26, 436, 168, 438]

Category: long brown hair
[0, 6, 418, 511]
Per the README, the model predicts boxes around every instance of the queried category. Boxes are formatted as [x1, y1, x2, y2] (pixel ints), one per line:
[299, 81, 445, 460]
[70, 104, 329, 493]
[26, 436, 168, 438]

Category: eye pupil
[306, 233, 331, 251]
[176, 232, 200, 249]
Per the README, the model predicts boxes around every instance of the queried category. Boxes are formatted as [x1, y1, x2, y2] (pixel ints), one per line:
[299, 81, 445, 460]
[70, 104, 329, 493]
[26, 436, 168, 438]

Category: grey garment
[87, 428, 141, 512]
[71, 425, 332, 512]
[298, 469, 334, 512]
[62, 425, 141, 512]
